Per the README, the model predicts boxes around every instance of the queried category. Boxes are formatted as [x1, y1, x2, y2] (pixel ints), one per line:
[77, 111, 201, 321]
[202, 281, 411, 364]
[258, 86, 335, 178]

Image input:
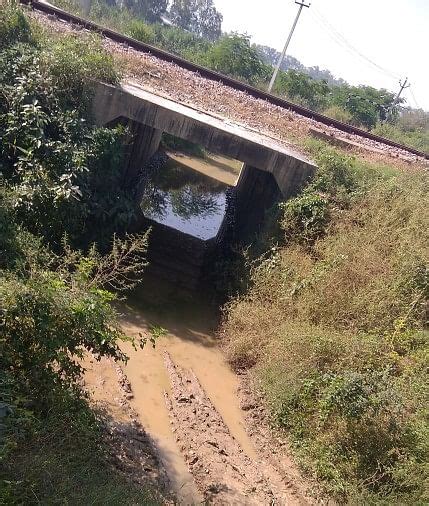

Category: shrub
[0, 7, 154, 502]
[203, 33, 271, 85]
[126, 19, 155, 43]
[323, 105, 354, 125]
[0, 37, 132, 248]
[0, 2, 33, 47]
[223, 149, 429, 501]
[44, 33, 119, 112]
[281, 192, 330, 246]
[373, 122, 429, 153]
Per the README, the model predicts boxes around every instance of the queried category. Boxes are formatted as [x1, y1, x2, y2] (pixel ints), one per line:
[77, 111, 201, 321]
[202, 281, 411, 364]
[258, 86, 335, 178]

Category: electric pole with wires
[267, 0, 311, 93]
[386, 77, 411, 120]
[394, 77, 411, 106]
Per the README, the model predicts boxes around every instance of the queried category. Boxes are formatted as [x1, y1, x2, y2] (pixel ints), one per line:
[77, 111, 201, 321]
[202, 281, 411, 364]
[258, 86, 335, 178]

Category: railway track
[20, 0, 429, 160]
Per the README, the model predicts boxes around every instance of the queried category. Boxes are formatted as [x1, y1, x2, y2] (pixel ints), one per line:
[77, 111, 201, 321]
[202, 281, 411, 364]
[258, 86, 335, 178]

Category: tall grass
[222, 145, 429, 502]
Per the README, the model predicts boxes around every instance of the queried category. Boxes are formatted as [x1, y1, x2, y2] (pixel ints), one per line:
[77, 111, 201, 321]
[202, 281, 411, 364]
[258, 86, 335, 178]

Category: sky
[213, 0, 428, 110]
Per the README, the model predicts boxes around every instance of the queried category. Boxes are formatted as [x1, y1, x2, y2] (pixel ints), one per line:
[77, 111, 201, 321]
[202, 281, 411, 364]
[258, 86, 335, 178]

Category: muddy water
[113, 149, 255, 502]
[118, 280, 256, 504]
[140, 156, 231, 241]
[167, 151, 242, 186]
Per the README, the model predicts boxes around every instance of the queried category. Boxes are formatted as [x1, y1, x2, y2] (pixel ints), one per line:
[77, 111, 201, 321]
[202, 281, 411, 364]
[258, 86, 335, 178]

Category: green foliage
[0, 31, 133, 248]
[373, 120, 429, 153]
[281, 193, 330, 246]
[281, 147, 363, 246]
[331, 84, 398, 130]
[203, 33, 270, 85]
[44, 33, 119, 112]
[223, 146, 429, 502]
[124, 0, 168, 23]
[0, 2, 33, 47]
[0, 380, 161, 505]
[261, 324, 428, 502]
[274, 70, 330, 111]
[126, 18, 155, 43]
[323, 104, 354, 124]
[0, 7, 153, 501]
[169, 0, 223, 41]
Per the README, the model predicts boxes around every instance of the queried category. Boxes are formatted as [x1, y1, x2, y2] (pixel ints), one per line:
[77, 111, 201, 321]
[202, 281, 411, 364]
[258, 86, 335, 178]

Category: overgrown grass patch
[222, 146, 429, 502]
[1, 388, 161, 505]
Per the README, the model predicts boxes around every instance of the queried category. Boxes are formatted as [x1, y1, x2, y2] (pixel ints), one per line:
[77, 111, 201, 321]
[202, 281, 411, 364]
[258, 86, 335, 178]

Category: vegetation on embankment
[222, 141, 429, 503]
[49, 0, 429, 153]
[1, 5, 157, 502]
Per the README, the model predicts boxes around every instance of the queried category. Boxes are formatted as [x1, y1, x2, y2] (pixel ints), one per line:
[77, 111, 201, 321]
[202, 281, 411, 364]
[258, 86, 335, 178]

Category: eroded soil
[81, 279, 312, 505]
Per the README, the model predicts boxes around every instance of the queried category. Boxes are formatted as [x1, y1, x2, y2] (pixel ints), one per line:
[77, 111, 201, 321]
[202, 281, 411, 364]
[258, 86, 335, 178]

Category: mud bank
[82, 276, 312, 504]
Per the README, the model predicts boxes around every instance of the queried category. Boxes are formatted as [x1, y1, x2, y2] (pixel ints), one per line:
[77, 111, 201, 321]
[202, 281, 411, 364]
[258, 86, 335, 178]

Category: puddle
[140, 155, 232, 240]
[117, 279, 257, 503]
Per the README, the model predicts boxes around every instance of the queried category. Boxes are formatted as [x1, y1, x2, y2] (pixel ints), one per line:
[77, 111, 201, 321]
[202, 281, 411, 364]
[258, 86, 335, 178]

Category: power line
[409, 87, 422, 110]
[310, 7, 400, 81]
[312, 8, 400, 79]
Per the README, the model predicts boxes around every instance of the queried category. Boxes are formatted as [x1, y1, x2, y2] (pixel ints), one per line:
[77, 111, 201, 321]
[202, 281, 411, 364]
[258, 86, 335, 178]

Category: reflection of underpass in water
[140, 155, 230, 241]
[134, 142, 245, 290]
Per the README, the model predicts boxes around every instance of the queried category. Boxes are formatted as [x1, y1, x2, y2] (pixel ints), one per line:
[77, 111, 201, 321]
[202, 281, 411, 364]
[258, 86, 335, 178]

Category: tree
[275, 70, 330, 111]
[123, 0, 168, 22]
[330, 85, 399, 130]
[254, 44, 346, 87]
[203, 34, 270, 84]
[169, 0, 223, 41]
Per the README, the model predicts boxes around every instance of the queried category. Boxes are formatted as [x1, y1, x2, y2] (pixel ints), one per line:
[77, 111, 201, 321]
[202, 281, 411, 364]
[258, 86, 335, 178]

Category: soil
[79, 275, 316, 505]
[82, 355, 172, 501]
[164, 353, 310, 505]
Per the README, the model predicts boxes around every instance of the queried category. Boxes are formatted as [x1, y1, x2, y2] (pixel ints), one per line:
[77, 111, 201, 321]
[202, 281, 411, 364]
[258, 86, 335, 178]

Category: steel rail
[20, 0, 429, 160]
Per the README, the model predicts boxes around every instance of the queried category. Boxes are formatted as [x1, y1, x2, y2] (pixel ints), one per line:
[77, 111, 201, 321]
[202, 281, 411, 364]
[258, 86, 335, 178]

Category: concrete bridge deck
[92, 81, 317, 199]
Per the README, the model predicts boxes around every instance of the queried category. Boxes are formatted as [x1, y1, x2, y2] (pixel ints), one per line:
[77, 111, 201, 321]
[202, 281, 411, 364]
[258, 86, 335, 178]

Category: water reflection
[140, 157, 230, 241]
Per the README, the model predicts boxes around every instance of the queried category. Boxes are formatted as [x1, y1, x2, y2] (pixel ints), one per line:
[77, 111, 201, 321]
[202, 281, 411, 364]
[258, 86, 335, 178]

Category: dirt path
[82, 355, 171, 499]
[80, 277, 313, 505]
[164, 353, 308, 505]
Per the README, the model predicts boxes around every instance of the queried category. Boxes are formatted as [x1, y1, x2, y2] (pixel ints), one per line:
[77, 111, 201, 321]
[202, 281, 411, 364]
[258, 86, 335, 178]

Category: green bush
[373, 122, 429, 153]
[323, 105, 354, 124]
[274, 70, 330, 111]
[281, 192, 330, 246]
[259, 324, 428, 502]
[126, 19, 155, 43]
[202, 33, 270, 85]
[0, 35, 133, 248]
[0, 2, 33, 47]
[44, 33, 119, 111]
[0, 7, 155, 501]
[223, 146, 429, 502]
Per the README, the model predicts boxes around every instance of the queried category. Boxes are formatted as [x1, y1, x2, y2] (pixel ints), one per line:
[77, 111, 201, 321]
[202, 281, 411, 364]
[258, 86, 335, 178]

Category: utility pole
[393, 77, 410, 105]
[386, 77, 410, 120]
[267, 0, 311, 93]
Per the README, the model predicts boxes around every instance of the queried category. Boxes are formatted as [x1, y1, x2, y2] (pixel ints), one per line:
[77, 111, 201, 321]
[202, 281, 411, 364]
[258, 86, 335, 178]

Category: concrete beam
[92, 81, 317, 197]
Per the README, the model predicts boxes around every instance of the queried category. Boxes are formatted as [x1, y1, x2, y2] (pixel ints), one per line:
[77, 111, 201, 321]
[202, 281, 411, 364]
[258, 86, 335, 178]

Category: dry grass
[222, 151, 429, 502]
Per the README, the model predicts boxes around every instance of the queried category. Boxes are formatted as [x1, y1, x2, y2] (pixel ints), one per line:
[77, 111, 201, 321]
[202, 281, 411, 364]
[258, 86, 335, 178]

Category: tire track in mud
[82, 356, 171, 500]
[163, 352, 308, 505]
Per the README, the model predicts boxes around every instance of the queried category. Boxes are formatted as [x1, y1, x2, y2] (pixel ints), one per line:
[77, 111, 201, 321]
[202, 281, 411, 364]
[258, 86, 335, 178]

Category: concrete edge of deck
[92, 81, 317, 199]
